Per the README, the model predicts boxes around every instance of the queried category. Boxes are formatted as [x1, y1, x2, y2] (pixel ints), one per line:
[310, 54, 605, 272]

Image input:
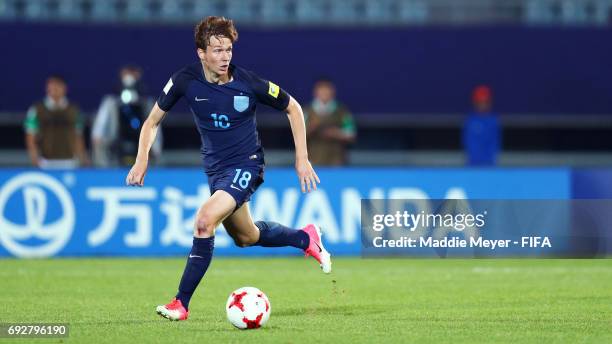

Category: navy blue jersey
[157, 62, 290, 173]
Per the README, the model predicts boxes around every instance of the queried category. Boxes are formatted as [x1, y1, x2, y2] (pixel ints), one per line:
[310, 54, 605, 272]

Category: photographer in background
[92, 65, 162, 167]
[305, 78, 356, 166]
[24, 75, 90, 169]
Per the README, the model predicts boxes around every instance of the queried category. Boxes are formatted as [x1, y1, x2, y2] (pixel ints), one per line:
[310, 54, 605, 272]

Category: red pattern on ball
[242, 313, 264, 329]
[228, 291, 247, 312]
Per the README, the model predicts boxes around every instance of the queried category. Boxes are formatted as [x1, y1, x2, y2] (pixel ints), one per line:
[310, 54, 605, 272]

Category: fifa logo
[0, 173, 75, 257]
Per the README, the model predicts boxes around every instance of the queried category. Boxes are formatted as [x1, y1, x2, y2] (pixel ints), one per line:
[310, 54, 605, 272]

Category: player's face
[199, 36, 233, 77]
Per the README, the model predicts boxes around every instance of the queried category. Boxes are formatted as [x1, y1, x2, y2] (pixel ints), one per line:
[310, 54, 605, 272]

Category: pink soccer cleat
[156, 298, 189, 321]
[303, 224, 332, 274]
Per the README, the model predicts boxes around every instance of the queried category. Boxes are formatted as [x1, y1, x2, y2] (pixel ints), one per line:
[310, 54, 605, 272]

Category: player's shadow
[273, 304, 387, 317]
[202, 306, 388, 333]
[205, 324, 284, 333]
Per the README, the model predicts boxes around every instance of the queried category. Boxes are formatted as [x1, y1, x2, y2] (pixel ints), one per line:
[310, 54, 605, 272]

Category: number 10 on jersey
[211, 113, 230, 128]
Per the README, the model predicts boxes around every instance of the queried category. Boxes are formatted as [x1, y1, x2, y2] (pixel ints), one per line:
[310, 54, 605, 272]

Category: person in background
[304, 78, 356, 166]
[24, 75, 90, 169]
[92, 65, 162, 167]
[462, 85, 501, 166]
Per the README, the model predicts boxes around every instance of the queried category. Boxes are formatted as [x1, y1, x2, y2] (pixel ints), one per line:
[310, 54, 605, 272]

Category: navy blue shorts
[207, 163, 265, 209]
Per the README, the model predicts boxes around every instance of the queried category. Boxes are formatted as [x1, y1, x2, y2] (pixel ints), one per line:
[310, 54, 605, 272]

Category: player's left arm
[247, 71, 320, 192]
[285, 96, 320, 193]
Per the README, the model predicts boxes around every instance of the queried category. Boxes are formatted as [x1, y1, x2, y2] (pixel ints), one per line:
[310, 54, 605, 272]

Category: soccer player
[125, 16, 332, 321]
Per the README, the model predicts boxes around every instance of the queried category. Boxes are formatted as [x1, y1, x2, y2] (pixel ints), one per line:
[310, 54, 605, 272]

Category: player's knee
[233, 239, 249, 248]
[194, 211, 217, 237]
[233, 234, 258, 248]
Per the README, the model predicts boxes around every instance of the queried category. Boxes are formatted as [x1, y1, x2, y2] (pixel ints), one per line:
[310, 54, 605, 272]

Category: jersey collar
[200, 63, 235, 85]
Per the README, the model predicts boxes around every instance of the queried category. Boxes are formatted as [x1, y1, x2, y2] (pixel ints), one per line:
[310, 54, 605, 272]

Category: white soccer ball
[226, 286, 271, 329]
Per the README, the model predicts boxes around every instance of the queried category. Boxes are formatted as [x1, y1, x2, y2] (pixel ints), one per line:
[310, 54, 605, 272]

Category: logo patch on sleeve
[268, 81, 280, 98]
[163, 78, 174, 95]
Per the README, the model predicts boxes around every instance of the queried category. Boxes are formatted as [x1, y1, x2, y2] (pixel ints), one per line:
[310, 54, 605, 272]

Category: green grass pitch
[1, 258, 611, 343]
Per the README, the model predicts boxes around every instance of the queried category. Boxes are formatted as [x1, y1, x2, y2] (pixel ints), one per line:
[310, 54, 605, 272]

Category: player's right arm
[126, 71, 187, 186]
[126, 103, 166, 186]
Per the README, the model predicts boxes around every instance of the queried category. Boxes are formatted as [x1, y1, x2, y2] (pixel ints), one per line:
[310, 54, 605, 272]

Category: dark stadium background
[2, 13, 612, 157]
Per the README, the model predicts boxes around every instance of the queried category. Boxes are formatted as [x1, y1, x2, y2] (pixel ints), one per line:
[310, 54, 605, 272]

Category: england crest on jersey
[233, 96, 249, 112]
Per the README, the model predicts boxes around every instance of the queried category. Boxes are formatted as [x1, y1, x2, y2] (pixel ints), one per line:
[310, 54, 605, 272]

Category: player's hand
[126, 159, 148, 186]
[295, 158, 320, 193]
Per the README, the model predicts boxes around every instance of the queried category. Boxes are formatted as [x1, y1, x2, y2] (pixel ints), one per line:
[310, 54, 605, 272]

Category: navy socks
[254, 221, 310, 250]
[174, 223, 307, 310]
[175, 236, 214, 310]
